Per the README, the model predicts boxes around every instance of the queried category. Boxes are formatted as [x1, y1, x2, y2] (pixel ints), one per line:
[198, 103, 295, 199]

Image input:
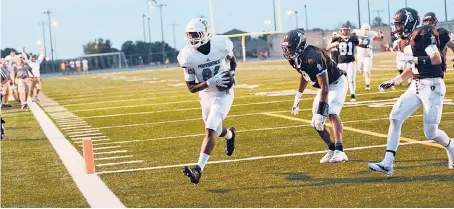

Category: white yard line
[95, 140, 433, 175]
[94, 150, 128, 155]
[61, 125, 91, 130]
[92, 146, 122, 151]
[71, 135, 107, 141]
[95, 155, 134, 161]
[66, 129, 99, 135]
[97, 160, 145, 167]
[28, 99, 125, 207]
[73, 138, 111, 144]
[69, 132, 104, 138]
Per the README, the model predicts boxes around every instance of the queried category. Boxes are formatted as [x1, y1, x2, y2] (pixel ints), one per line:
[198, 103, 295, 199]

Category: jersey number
[202, 65, 221, 81]
[339, 42, 353, 56]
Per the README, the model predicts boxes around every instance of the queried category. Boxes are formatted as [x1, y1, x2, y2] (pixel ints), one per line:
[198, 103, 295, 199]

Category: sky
[1, 0, 452, 59]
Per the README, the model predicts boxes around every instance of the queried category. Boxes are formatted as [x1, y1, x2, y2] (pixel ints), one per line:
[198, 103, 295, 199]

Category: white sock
[365, 75, 371, 86]
[384, 119, 402, 163]
[197, 153, 210, 171]
[432, 130, 451, 147]
[224, 129, 232, 140]
[384, 152, 395, 164]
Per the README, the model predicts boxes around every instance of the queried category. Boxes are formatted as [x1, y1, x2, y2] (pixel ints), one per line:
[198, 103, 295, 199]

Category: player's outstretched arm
[379, 68, 414, 92]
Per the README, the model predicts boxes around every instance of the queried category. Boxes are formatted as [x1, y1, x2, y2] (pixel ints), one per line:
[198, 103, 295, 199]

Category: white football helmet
[184, 18, 211, 48]
[361, 23, 371, 33]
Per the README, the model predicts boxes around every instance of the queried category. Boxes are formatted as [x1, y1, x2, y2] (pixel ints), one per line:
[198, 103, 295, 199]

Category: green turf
[1, 104, 89, 208]
[4, 51, 454, 207]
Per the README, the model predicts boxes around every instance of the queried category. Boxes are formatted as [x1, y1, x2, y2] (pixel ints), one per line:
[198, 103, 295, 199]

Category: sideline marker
[83, 138, 95, 174]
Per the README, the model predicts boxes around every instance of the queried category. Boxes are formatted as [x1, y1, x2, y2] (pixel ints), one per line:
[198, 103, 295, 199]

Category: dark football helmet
[392, 8, 420, 38]
[423, 12, 438, 27]
[281, 29, 307, 60]
[340, 24, 351, 38]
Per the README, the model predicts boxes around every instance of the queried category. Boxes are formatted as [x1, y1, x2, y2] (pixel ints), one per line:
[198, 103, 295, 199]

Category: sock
[386, 119, 402, 152]
[224, 129, 232, 140]
[328, 142, 335, 151]
[197, 153, 210, 171]
[432, 130, 451, 147]
[384, 150, 396, 164]
[365, 76, 371, 86]
[335, 142, 343, 152]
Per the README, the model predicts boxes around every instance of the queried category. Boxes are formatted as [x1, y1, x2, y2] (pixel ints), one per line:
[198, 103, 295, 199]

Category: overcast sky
[1, 0, 451, 59]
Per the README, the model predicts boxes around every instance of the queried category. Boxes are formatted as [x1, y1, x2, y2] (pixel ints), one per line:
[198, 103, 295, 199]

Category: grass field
[2, 51, 454, 207]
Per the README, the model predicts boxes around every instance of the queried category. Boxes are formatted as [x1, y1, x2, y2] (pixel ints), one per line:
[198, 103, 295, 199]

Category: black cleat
[183, 165, 202, 184]
[1, 118, 5, 140]
[225, 127, 236, 156]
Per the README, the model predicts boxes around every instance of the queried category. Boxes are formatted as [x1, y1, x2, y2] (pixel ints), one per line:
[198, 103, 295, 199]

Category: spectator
[60, 62, 66, 75]
[75, 59, 81, 74]
[22, 47, 45, 102]
[1, 58, 11, 108]
[69, 60, 75, 74]
[82, 59, 88, 74]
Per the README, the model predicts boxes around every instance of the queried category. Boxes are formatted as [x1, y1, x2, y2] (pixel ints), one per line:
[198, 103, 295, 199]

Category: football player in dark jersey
[422, 12, 454, 69]
[282, 29, 349, 163]
[327, 25, 361, 102]
[368, 8, 454, 176]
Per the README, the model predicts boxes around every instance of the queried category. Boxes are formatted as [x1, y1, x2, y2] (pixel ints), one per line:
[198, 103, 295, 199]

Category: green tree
[1, 48, 18, 57]
[372, 16, 388, 26]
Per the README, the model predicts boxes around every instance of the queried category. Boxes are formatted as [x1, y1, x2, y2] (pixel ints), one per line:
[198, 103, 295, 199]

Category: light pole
[142, 14, 147, 42]
[287, 10, 298, 29]
[405, 0, 407, 7]
[304, 5, 308, 31]
[157, 3, 167, 63]
[373, 9, 384, 25]
[272, 0, 277, 31]
[147, 16, 152, 52]
[367, 0, 371, 25]
[209, 0, 215, 35]
[40, 21, 47, 58]
[387, 0, 391, 25]
[169, 23, 178, 51]
[357, 0, 361, 27]
[44, 10, 54, 70]
[444, 0, 448, 21]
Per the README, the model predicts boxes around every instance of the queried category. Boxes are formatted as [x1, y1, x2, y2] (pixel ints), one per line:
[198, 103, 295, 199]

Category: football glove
[291, 92, 302, 115]
[379, 80, 395, 92]
[312, 114, 326, 131]
[207, 71, 229, 88]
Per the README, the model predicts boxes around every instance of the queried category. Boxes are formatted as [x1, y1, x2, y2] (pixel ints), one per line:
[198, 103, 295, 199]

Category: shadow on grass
[208, 171, 454, 194]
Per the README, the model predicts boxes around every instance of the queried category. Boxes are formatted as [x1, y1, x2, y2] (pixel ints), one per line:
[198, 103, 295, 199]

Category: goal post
[225, 31, 279, 63]
[77, 52, 129, 71]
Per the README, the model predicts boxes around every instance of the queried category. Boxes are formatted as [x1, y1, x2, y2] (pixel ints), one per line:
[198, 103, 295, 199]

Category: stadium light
[264, 20, 272, 25]
[286, 10, 299, 29]
[51, 21, 57, 27]
[36, 40, 42, 45]
[148, 0, 157, 8]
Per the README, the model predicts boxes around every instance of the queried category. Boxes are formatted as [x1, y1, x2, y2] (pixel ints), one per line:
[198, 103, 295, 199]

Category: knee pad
[424, 123, 438, 140]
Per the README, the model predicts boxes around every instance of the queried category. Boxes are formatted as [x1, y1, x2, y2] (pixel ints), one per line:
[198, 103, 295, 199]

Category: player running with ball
[177, 18, 237, 184]
[282, 29, 349, 163]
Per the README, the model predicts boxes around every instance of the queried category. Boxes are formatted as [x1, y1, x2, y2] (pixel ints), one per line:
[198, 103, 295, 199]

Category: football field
[3, 52, 454, 207]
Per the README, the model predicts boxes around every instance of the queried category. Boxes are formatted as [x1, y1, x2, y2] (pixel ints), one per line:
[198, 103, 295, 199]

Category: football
[217, 70, 235, 92]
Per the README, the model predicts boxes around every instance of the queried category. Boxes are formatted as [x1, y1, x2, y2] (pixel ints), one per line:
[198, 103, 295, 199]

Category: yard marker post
[83, 138, 95, 174]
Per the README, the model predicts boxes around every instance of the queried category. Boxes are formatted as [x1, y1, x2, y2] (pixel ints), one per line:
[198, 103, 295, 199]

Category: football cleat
[350, 94, 356, 102]
[329, 150, 348, 163]
[320, 150, 335, 163]
[225, 127, 236, 156]
[368, 161, 394, 176]
[36, 96, 40, 102]
[1, 118, 5, 140]
[446, 139, 454, 169]
[183, 165, 202, 184]
[365, 84, 370, 91]
[21, 104, 28, 110]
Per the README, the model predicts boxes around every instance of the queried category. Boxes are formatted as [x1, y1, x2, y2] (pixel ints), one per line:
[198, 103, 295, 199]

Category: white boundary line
[97, 160, 144, 167]
[28, 100, 125, 207]
[95, 140, 433, 175]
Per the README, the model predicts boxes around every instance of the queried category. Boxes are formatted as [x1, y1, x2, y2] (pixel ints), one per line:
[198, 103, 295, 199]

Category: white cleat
[329, 150, 348, 163]
[320, 150, 335, 163]
[446, 139, 454, 169]
[350, 98, 357, 102]
[368, 161, 394, 176]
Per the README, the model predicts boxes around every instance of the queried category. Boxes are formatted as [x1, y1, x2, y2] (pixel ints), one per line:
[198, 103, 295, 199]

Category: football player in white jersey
[393, 37, 412, 85]
[177, 18, 237, 184]
[354, 24, 384, 90]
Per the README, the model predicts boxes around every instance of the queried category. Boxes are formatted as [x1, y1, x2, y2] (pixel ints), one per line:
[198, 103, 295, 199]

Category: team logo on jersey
[430, 35, 436, 45]
[431, 85, 435, 91]
[206, 58, 211, 62]
[198, 59, 220, 68]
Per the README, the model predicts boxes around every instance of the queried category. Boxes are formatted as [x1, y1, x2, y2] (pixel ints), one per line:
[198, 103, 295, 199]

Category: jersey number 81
[339, 42, 353, 56]
[202, 65, 221, 81]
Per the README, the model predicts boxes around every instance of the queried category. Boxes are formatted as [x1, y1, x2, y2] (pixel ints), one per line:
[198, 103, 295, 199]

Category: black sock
[335, 142, 343, 152]
[328, 142, 335, 151]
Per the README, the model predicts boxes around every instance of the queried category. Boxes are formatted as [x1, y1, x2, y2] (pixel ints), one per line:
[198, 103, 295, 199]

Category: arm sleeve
[183, 68, 196, 82]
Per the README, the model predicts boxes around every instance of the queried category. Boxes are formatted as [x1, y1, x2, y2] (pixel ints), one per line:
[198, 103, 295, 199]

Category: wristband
[393, 75, 403, 85]
[317, 101, 329, 116]
[295, 91, 303, 99]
